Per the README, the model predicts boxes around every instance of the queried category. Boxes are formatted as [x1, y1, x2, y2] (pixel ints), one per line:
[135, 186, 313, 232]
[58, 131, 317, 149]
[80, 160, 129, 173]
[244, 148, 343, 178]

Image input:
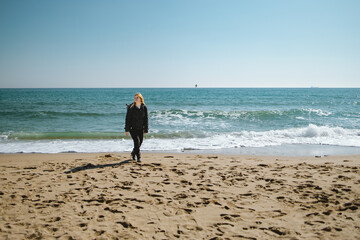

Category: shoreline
[188, 144, 360, 156]
[2, 143, 360, 157]
[1, 152, 359, 239]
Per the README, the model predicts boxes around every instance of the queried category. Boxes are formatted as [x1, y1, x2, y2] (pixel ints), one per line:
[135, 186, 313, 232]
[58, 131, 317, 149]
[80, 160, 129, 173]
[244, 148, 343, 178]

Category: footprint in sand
[162, 178, 171, 185]
[93, 229, 106, 236]
[97, 215, 105, 222]
[170, 168, 186, 176]
[79, 222, 88, 229]
[47, 216, 61, 222]
[104, 206, 124, 214]
[220, 213, 242, 222]
[116, 221, 136, 229]
[173, 193, 188, 200]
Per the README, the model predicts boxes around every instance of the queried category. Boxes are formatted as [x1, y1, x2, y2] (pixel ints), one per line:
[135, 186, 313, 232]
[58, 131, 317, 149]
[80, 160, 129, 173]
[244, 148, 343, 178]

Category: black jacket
[125, 103, 148, 133]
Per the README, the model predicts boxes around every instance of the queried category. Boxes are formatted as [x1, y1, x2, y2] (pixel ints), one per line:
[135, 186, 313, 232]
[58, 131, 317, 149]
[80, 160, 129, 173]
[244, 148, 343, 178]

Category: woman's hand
[126, 132, 129, 136]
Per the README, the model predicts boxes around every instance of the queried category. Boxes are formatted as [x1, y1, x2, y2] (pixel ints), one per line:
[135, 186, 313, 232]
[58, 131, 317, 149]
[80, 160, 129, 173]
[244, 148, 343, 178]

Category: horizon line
[1, 87, 360, 89]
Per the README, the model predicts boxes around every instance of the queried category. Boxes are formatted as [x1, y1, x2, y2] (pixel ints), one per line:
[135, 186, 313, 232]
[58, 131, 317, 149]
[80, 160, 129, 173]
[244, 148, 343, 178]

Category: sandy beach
[0, 152, 359, 239]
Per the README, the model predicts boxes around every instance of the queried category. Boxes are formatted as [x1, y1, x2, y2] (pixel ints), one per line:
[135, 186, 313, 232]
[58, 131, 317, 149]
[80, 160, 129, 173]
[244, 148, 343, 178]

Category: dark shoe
[136, 153, 141, 162]
[131, 151, 136, 160]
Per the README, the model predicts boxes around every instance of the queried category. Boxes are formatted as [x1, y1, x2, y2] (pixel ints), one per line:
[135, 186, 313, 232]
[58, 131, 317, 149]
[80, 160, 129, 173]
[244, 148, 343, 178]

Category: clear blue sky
[0, 0, 359, 88]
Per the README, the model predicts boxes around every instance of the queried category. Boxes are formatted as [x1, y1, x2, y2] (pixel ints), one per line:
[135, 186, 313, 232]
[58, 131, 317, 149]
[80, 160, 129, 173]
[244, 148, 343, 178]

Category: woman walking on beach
[125, 93, 148, 162]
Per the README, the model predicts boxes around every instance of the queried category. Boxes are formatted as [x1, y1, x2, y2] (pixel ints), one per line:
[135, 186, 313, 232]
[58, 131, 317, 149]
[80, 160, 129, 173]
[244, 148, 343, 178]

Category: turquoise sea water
[1, 88, 360, 154]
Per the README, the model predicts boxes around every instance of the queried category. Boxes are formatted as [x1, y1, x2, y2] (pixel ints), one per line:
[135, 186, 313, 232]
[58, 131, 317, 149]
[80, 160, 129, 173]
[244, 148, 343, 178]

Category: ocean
[1, 88, 360, 155]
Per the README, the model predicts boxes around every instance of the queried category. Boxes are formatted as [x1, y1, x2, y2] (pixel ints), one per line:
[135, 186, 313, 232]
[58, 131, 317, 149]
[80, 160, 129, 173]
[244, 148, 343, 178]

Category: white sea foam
[303, 108, 332, 116]
[0, 134, 9, 140]
[0, 124, 359, 153]
[150, 108, 334, 130]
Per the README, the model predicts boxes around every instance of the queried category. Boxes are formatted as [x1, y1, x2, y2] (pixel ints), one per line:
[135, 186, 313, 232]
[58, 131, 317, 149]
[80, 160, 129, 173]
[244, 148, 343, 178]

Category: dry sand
[0, 152, 359, 239]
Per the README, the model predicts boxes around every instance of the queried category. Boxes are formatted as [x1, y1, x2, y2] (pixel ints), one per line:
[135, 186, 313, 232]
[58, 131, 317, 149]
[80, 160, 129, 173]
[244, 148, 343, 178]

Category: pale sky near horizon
[0, 0, 359, 88]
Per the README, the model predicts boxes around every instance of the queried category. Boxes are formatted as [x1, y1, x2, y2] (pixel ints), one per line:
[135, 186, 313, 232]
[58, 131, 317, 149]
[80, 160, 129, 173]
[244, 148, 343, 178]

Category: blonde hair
[130, 93, 145, 108]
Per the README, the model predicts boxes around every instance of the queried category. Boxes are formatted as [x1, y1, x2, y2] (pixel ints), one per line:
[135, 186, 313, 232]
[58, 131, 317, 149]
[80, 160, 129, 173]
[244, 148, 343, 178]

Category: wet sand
[0, 153, 359, 239]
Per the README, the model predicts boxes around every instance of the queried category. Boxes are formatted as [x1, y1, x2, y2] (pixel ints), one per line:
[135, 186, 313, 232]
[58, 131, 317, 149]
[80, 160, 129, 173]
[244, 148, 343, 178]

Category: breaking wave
[1, 124, 359, 153]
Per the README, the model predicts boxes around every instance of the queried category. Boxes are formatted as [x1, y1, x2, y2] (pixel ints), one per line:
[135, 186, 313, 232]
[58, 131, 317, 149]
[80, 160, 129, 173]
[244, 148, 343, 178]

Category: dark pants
[130, 129, 144, 156]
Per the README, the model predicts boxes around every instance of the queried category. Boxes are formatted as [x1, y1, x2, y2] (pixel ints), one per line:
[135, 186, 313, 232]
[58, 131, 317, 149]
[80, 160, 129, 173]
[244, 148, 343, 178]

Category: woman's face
[134, 95, 140, 103]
